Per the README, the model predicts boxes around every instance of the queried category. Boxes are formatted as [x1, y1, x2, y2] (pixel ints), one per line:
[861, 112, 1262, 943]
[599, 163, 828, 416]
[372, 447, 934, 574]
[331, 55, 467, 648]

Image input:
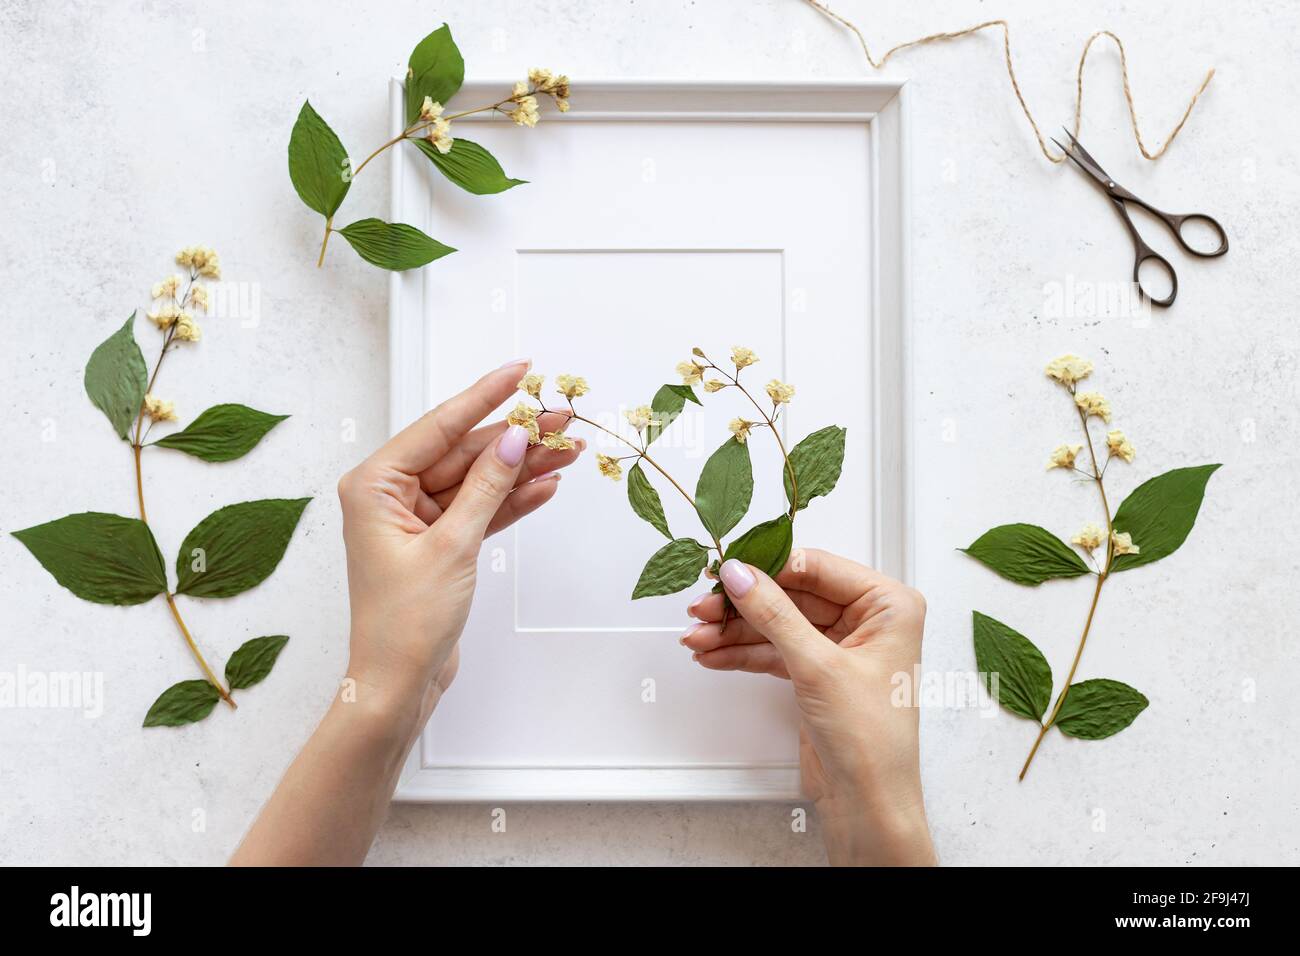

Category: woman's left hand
[339, 359, 583, 727]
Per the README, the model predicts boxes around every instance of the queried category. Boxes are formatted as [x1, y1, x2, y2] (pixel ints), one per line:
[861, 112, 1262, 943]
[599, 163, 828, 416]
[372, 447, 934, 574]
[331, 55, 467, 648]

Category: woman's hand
[232, 360, 582, 866]
[682, 549, 936, 866]
[340, 359, 583, 727]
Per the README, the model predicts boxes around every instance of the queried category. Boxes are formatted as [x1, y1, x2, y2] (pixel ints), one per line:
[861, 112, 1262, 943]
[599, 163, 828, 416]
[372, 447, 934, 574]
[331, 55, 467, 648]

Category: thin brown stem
[551, 407, 724, 556]
[316, 217, 333, 268]
[130, 303, 235, 709]
[1019, 401, 1114, 780]
[166, 594, 236, 709]
[348, 94, 529, 181]
[1019, 568, 1104, 780]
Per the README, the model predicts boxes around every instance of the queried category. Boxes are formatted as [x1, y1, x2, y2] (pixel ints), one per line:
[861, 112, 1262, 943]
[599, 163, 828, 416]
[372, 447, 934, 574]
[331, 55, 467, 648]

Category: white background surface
[1, 0, 1297, 865]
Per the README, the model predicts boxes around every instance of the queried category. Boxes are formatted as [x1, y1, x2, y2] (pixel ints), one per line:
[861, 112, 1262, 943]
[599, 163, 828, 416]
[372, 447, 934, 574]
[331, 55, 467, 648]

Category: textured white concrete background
[1, 0, 1297, 865]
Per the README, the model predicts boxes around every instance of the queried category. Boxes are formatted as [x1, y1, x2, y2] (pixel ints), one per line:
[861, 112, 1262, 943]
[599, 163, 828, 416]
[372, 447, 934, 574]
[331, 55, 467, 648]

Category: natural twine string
[802, 0, 1216, 163]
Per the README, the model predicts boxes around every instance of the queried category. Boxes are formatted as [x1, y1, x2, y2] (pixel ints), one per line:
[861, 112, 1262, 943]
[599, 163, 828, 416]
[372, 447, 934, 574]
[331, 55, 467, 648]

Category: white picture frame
[388, 78, 912, 801]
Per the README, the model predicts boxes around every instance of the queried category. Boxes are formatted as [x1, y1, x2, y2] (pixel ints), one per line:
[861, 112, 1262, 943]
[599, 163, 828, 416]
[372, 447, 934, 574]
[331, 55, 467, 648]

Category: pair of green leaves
[13, 499, 311, 606]
[288, 102, 455, 271]
[629, 515, 798, 601]
[288, 24, 525, 271]
[962, 464, 1221, 584]
[143, 635, 290, 727]
[973, 612, 1148, 738]
[626, 408, 846, 600]
[86, 314, 289, 460]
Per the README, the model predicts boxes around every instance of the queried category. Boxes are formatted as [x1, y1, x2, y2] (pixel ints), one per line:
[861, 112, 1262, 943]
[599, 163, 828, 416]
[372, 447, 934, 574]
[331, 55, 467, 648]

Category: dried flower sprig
[962, 354, 1220, 779]
[13, 249, 310, 728]
[288, 23, 569, 271]
[511, 347, 846, 604]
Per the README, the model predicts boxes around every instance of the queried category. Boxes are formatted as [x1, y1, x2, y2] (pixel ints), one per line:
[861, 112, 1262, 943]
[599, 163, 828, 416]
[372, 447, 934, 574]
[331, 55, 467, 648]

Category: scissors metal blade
[1057, 128, 1114, 189]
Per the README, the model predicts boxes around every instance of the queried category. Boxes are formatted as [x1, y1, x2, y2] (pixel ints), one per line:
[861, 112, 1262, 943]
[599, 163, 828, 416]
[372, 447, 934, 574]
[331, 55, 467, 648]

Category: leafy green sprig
[288, 23, 568, 271]
[512, 347, 847, 605]
[12, 249, 310, 727]
[962, 354, 1219, 779]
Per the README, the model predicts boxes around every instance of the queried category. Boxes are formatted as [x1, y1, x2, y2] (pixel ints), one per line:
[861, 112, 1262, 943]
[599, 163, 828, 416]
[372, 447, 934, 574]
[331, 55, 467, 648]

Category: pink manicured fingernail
[497, 425, 529, 466]
[531, 470, 561, 483]
[686, 592, 709, 618]
[680, 623, 703, 646]
[719, 559, 755, 597]
[498, 357, 531, 369]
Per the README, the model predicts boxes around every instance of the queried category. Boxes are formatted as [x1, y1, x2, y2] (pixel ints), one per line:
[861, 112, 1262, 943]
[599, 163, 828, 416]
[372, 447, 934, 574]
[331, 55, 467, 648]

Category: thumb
[718, 559, 830, 672]
[439, 423, 531, 544]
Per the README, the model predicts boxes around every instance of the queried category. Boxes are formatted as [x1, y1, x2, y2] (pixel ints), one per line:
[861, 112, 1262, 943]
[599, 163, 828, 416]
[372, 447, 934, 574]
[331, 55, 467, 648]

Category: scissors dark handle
[1107, 187, 1228, 308]
[1109, 182, 1230, 258]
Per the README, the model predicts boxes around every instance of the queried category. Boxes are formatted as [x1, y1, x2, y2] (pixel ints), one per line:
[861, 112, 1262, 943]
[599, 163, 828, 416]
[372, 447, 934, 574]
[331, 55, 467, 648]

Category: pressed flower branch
[289, 23, 569, 272]
[12, 248, 310, 728]
[509, 348, 846, 605]
[963, 354, 1219, 779]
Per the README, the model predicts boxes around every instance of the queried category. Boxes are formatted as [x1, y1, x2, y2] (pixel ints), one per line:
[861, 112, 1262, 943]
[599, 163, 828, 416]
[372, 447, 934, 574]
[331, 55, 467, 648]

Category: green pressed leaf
[1110, 464, 1221, 573]
[663, 383, 702, 406]
[631, 538, 710, 599]
[12, 512, 166, 606]
[644, 383, 698, 446]
[413, 137, 526, 195]
[338, 218, 455, 271]
[288, 100, 351, 217]
[695, 437, 753, 540]
[961, 523, 1091, 586]
[225, 635, 290, 690]
[784, 425, 846, 512]
[151, 403, 288, 462]
[175, 498, 311, 598]
[84, 313, 146, 440]
[143, 680, 220, 727]
[627, 463, 671, 539]
[972, 611, 1053, 722]
[405, 23, 465, 125]
[1054, 679, 1149, 739]
[723, 514, 794, 578]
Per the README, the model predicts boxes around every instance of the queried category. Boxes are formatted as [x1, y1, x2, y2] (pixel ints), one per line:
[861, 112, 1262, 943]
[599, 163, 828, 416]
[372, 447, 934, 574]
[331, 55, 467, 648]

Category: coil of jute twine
[802, 0, 1216, 163]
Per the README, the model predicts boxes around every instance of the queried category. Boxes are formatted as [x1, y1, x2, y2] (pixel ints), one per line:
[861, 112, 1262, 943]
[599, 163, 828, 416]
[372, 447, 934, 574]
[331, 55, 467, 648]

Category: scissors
[1052, 128, 1228, 308]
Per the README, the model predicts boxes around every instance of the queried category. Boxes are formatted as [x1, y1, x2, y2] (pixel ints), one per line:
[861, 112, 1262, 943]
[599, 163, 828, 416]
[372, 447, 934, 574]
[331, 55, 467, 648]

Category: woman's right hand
[683, 549, 936, 866]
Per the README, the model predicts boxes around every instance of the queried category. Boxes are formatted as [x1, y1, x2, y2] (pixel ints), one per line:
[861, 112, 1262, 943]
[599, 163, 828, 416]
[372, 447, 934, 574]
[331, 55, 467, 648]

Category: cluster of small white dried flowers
[1071, 523, 1106, 552]
[1047, 442, 1083, 471]
[1045, 353, 1093, 387]
[1074, 391, 1112, 423]
[177, 245, 221, 279]
[507, 68, 570, 127]
[418, 96, 454, 154]
[765, 379, 795, 405]
[676, 360, 706, 386]
[506, 402, 541, 443]
[517, 372, 544, 399]
[729, 418, 754, 444]
[148, 246, 219, 341]
[1110, 530, 1140, 555]
[143, 393, 177, 422]
[625, 405, 660, 432]
[596, 454, 622, 481]
[731, 345, 759, 370]
[555, 374, 589, 399]
[508, 88, 540, 127]
[511, 372, 579, 450]
[1046, 354, 1143, 560]
[1106, 429, 1135, 463]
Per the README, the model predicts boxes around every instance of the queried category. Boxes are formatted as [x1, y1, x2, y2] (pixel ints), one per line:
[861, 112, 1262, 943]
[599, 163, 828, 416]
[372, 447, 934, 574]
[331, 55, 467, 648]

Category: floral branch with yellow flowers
[963, 354, 1220, 780]
[288, 23, 569, 272]
[506, 347, 847, 605]
[12, 247, 311, 728]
